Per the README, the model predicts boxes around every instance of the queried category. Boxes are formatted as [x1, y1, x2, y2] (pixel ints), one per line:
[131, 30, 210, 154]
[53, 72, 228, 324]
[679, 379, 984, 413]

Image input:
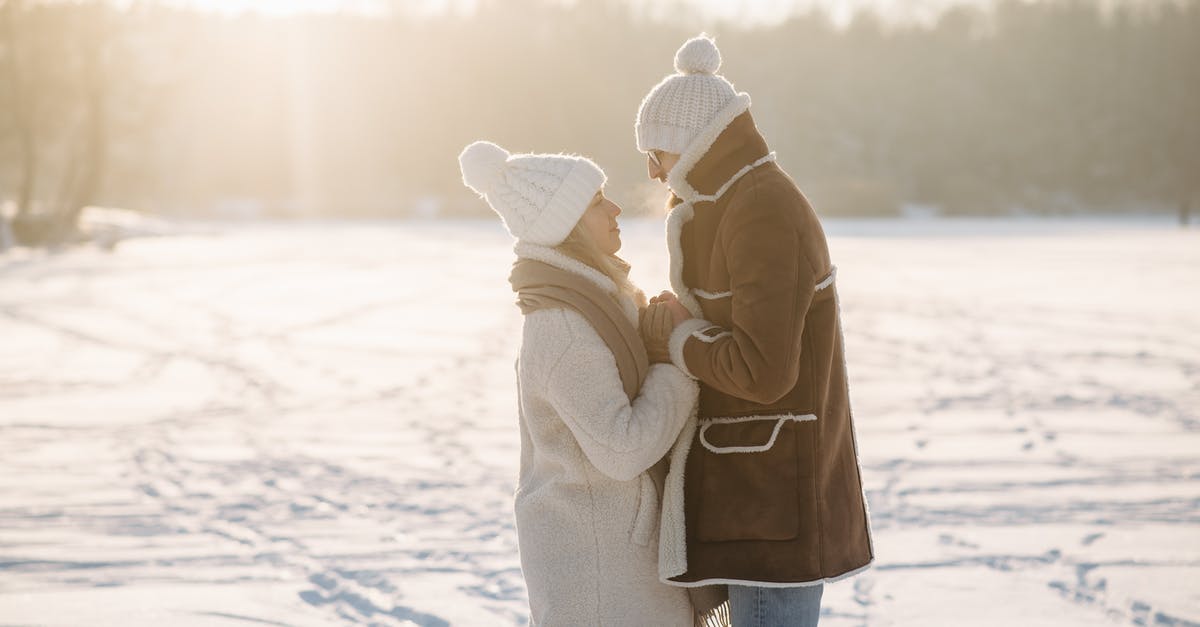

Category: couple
[458, 35, 874, 627]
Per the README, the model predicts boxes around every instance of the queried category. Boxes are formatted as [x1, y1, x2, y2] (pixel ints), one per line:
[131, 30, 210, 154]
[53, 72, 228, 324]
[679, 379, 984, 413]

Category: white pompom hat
[458, 141, 607, 247]
[635, 34, 751, 155]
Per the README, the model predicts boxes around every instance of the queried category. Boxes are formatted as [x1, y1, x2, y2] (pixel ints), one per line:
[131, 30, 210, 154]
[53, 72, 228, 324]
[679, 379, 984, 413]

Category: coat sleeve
[542, 312, 697, 482]
[669, 188, 817, 405]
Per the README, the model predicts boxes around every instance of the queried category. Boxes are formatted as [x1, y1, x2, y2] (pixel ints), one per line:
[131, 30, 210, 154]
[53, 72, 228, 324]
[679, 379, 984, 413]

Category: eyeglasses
[645, 151, 661, 168]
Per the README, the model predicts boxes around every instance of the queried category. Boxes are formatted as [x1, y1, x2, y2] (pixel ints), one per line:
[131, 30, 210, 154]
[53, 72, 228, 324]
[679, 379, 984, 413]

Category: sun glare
[181, 0, 367, 15]
[166, 0, 998, 25]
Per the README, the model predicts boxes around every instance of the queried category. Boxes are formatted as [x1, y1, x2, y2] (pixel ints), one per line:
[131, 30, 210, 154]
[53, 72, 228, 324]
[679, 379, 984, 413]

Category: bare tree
[0, 1, 173, 246]
[1, 0, 38, 228]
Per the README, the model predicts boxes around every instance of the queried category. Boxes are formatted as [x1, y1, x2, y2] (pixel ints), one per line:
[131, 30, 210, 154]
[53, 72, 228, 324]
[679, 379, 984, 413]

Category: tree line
[0, 0, 1196, 244]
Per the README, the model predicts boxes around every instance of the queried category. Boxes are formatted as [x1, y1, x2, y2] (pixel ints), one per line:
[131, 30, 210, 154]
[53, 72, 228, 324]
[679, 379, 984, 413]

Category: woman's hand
[639, 302, 674, 363]
[648, 290, 675, 305]
[650, 291, 693, 326]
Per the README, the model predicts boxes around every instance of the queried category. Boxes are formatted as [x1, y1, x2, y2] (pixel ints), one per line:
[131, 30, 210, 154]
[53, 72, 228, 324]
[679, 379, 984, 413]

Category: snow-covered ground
[1, 218, 1197, 626]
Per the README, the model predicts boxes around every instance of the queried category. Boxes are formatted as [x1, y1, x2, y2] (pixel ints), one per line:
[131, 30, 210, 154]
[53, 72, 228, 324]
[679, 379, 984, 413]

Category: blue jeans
[728, 583, 823, 627]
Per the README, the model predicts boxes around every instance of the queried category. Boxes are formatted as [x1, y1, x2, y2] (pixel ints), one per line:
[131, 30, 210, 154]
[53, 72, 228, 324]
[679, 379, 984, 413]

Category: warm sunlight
[171, 0, 994, 24]
[178, 0, 375, 15]
[1, 0, 1196, 625]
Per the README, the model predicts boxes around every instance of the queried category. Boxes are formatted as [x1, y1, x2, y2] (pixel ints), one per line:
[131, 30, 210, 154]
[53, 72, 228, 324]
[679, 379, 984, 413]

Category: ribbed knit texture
[459, 141, 607, 247]
[636, 35, 740, 154]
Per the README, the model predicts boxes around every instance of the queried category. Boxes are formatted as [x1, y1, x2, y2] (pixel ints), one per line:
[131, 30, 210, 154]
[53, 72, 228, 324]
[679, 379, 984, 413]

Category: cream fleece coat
[512, 241, 698, 627]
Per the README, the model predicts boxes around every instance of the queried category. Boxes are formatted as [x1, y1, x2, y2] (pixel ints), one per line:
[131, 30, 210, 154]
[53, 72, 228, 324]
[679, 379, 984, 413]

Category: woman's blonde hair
[555, 221, 646, 309]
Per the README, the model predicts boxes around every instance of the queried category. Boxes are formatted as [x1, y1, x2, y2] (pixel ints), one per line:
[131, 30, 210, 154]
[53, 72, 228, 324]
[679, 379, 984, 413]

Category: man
[639, 34, 874, 627]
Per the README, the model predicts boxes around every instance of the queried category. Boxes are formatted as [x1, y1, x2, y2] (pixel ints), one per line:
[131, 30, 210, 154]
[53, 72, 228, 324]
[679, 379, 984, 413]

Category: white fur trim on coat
[816, 266, 837, 291]
[658, 412, 697, 581]
[662, 560, 876, 589]
[693, 288, 732, 300]
[668, 318, 711, 379]
[690, 327, 731, 344]
[662, 150, 775, 323]
[658, 410, 873, 585]
[666, 93, 752, 202]
[698, 414, 817, 454]
[691, 152, 777, 204]
[665, 202, 704, 319]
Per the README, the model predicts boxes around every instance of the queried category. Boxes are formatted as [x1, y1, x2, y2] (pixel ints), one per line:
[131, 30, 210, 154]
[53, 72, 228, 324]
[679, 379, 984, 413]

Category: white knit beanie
[458, 141, 606, 247]
[636, 35, 747, 155]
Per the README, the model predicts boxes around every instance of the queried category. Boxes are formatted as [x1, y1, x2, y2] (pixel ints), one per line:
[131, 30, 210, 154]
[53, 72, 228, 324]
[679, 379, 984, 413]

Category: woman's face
[579, 190, 623, 255]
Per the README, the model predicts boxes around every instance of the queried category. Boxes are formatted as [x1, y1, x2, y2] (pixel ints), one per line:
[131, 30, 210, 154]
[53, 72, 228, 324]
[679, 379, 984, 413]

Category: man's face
[646, 150, 681, 183]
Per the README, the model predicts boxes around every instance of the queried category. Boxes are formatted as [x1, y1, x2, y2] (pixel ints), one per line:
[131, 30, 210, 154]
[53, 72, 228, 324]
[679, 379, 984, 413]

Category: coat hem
[661, 559, 875, 589]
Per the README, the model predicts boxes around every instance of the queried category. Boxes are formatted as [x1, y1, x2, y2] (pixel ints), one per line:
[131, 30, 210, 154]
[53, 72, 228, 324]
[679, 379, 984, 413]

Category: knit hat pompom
[459, 140, 510, 196]
[457, 140, 607, 246]
[636, 33, 743, 154]
[674, 35, 721, 75]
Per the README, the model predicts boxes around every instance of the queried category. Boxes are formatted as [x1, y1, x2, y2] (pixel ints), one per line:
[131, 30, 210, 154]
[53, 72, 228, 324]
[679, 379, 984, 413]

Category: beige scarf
[510, 257, 648, 399]
[509, 256, 730, 627]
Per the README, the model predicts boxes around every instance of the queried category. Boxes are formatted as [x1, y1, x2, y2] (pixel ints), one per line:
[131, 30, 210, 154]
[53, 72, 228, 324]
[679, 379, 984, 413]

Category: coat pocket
[694, 415, 815, 542]
[629, 472, 658, 546]
[629, 455, 670, 546]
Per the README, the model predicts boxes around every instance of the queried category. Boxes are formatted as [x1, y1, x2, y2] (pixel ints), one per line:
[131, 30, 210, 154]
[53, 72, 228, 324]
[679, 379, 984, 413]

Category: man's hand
[650, 291, 693, 326]
[639, 302, 674, 363]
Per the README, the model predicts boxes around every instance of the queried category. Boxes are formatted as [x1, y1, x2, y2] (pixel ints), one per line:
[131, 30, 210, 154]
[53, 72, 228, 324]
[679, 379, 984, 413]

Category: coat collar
[513, 241, 641, 325]
[665, 202, 704, 319]
[663, 107, 776, 319]
[514, 241, 617, 295]
[666, 95, 773, 203]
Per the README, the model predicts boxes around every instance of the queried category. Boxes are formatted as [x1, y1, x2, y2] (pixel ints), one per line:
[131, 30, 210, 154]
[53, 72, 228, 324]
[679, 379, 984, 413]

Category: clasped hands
[639, 291, 693, 364]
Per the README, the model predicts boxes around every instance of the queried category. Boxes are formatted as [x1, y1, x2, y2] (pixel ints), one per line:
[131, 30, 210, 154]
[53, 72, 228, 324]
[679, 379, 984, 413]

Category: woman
[458, 140, 698, 626]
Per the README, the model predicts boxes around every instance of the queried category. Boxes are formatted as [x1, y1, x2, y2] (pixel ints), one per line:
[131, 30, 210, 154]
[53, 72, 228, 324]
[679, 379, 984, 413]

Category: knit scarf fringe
[694, 600, 731, 627]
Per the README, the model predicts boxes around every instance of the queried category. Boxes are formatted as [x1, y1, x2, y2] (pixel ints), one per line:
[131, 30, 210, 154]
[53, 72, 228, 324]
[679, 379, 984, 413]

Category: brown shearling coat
[663, 110, 874, 586]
